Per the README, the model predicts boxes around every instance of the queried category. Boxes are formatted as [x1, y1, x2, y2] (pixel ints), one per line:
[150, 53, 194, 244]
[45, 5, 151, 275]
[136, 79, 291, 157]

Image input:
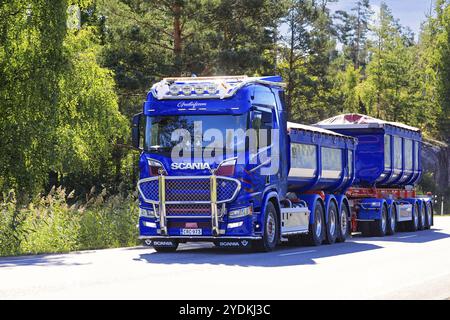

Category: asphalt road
[1, 216, 450, 300]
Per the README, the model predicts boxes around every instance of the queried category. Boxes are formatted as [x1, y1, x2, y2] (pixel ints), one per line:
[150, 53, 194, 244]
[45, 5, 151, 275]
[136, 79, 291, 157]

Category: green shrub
[0, 187, 139, 257]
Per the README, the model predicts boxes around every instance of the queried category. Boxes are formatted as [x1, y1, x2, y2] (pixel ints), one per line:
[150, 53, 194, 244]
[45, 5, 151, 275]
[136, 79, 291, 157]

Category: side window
[251, 109, 273, 149]
[253, 86, 276, 107]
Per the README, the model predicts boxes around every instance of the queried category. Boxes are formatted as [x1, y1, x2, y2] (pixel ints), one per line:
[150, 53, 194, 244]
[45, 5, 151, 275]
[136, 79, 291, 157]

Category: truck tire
[324, 201, 338, 244]
[304, 201, 325, 246]
[336, 204, 350, 242]
[407, 203, 419, 232]
[386, 204, 397, 235]
[253, 201, 279, 252]
[153, 242, 179, 253]
[418, 202, 426, 231]
[372, 204, 387, 237]
[425, 202, 433, 229]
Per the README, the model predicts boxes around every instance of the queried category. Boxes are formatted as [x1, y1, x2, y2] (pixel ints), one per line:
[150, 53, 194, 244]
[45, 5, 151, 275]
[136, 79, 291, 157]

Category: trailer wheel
[407, 203, 419, 232]
[304, 201, 325, 246]
[153, 243, 179, 253]
[372, 204, 387, 237]
[336, 204, 350, 242]
[386, 204, 397, 235]
[253, 201, 279, 252]
[425, 202, 433, 229]
[419, 202, 426, 231]
[324, 201, 338, 244]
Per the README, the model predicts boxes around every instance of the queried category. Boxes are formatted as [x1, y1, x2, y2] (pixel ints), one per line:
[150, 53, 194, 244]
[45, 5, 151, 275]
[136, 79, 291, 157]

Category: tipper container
[287, 122, 357, 193]
[315, 114, 422, 187]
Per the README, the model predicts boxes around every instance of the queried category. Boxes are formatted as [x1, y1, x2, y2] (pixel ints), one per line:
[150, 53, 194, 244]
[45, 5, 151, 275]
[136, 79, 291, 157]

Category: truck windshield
[144, 114, 248, 154]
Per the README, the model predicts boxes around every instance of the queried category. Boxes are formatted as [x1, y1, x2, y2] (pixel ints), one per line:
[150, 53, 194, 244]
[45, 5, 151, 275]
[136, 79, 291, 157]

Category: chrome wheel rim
[315, 210, 322, 238]
[381, 211, 387, 233]
[391, 211, 395, 231]
[414, 208, 418, 227]
[341, 210, 347, 236]
[427, 205, 432, 226]
[266, 213, 276, 244]
[329, 209, 336, 236]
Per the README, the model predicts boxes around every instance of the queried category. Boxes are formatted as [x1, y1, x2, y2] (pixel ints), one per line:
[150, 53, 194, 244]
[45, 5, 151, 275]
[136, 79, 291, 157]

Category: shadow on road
[0, 254, 90, 268]
[136, 228, 449, 267]
[136, 241, 382, 267]
[353, 228, 450, 243]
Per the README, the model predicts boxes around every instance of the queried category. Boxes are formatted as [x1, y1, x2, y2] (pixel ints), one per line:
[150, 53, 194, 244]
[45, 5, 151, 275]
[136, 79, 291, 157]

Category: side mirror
[132, 112, 142, 150]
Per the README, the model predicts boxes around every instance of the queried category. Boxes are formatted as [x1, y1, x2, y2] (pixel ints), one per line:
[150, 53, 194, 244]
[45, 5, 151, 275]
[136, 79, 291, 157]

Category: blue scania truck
[131, 75, 434, 252]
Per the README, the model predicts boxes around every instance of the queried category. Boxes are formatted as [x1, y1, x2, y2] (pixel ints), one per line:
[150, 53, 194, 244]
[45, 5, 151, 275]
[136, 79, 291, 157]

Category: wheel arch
[298, 194, 325, 225]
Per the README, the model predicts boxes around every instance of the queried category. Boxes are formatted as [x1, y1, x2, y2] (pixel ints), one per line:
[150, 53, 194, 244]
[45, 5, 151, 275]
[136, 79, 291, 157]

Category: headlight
[228, 206, 252, 219]
[140, 208, 155, 218]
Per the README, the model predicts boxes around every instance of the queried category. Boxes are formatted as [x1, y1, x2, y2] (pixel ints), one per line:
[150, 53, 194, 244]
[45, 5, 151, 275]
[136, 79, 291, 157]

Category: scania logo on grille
[171, 163, 211, 170]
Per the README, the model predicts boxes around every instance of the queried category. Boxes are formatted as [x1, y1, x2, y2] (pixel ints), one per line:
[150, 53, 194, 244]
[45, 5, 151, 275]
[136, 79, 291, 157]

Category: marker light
[169, 85, 180, 95]
[181, 85, 192, 95]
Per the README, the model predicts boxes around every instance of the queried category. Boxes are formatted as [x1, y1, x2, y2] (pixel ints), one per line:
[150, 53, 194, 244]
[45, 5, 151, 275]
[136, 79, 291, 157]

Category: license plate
[180, 228, 202, 236]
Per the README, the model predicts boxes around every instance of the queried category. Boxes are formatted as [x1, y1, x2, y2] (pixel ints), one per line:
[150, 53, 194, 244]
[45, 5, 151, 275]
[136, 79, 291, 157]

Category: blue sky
[329, 0, 435, 38]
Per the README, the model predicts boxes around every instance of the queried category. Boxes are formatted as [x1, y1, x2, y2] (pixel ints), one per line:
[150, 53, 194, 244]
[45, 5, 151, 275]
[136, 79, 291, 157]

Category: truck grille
[138, 176, 240, 205]
[166, 204, 211, 217]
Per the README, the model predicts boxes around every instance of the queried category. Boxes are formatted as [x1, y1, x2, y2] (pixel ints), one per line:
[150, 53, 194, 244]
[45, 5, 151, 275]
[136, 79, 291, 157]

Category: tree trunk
[172, 2, 182, 74]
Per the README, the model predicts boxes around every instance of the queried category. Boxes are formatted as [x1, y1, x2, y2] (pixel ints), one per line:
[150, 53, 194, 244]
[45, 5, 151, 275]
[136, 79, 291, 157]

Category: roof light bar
[150, 75, 286, 100]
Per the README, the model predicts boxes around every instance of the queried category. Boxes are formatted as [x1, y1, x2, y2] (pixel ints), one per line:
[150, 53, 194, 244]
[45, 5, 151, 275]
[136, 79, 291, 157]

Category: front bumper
[137, 173, 242, 237]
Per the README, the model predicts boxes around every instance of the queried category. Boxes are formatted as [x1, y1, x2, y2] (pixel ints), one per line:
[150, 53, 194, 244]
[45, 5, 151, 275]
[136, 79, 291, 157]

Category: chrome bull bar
[137, 173, 241, 237]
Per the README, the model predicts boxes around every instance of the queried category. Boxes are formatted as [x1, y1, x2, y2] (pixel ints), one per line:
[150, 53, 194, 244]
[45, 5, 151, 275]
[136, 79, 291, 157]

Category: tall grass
[0, 187, 139, 257]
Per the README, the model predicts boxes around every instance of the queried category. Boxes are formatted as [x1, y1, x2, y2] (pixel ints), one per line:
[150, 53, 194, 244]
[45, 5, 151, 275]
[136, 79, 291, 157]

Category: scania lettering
[132, 75, 434, 252]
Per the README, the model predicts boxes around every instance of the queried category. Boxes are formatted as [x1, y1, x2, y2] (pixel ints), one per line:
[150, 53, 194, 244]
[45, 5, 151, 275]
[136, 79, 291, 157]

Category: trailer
[131, 76, 433, 252]
[315, 113, 433, 236]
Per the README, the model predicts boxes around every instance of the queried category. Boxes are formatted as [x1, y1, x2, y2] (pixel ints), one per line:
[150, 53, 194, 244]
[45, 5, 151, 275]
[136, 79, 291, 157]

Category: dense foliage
[0, 0, 449, 255]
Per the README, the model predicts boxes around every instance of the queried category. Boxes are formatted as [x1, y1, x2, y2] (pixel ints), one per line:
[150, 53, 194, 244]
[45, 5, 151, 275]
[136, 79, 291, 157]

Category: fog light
[228, 221, 244, 229]
[143, 221, 157, 228]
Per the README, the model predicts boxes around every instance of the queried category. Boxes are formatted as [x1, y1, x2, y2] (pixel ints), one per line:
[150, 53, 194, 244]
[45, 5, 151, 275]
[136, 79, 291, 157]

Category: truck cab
[132, 76, 291, 251]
